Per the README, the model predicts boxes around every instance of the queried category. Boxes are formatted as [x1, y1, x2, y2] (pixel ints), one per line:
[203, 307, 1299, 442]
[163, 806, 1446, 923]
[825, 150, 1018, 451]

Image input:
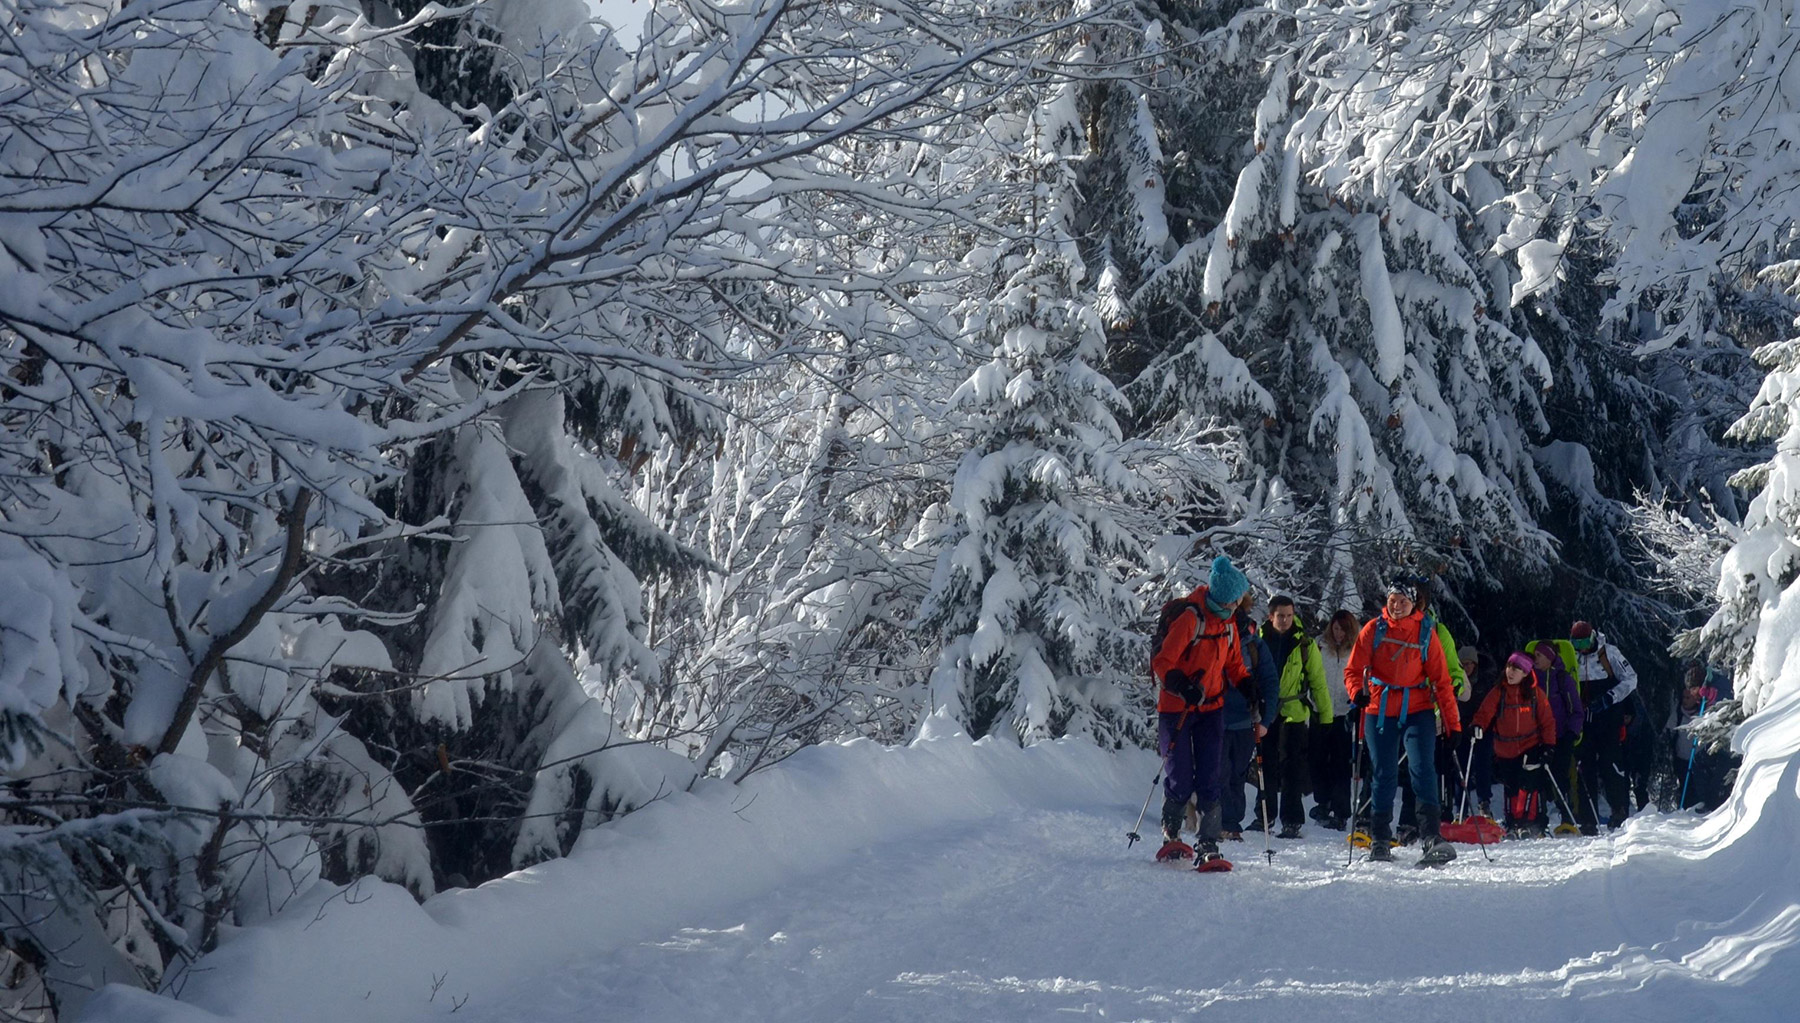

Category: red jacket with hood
[1343, 609, 1461, 730]
[1151, 586, 1249, 713]
[1472, 676, 1557, 759]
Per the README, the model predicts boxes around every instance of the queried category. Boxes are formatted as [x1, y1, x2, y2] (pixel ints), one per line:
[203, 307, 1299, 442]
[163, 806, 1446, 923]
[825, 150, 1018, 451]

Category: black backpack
[1150, 598, 1206, 677]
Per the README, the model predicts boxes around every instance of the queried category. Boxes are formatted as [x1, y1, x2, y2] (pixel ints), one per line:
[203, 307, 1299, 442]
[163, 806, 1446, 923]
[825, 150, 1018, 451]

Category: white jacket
[1320, 642, 1354, 718]
[1574, 631, 1638, 709]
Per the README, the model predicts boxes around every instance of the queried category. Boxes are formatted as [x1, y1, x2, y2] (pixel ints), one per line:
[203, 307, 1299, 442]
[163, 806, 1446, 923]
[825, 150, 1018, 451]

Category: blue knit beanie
[1208, 555, 1249, 608]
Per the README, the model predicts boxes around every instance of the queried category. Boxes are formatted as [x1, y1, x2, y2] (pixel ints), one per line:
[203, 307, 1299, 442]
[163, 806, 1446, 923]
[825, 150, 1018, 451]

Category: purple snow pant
[1159, 707, 1226, 835]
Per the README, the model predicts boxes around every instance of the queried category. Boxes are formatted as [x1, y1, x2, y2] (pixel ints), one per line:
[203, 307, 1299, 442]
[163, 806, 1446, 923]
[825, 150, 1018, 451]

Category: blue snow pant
[1220, 726, 1259, 831]
[1365, 709, 1439, 831]
[1159, 707, 1225, 835]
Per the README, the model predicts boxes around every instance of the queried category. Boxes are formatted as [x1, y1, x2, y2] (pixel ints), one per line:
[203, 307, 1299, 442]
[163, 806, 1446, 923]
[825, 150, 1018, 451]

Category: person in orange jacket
[1470, 652, 1558, 837]
[1343, 577, 1462, 865]
[1150, 556, 1252, 868]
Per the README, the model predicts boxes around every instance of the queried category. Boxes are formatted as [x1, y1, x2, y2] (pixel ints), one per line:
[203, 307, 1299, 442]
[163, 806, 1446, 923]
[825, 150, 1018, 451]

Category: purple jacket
[1542, 661, 1583, 741]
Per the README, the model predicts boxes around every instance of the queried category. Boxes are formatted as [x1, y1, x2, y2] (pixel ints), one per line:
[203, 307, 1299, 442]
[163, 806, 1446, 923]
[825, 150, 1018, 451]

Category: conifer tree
[919, 51, 1149, 745]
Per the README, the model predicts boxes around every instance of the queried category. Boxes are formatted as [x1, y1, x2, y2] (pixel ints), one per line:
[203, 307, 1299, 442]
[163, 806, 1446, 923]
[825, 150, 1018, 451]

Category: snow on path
[449, 804, 1790, 1022]
[84, 720, 1800, 1022]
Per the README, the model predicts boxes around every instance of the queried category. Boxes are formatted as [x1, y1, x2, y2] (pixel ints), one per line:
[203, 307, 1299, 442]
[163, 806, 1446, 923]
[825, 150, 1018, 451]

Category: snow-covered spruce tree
[918, 46, 1152, 746]
[1695, 264, 1800, 725]
[1272, 0, 1789, 656]
[1060, 6, 1556, 632]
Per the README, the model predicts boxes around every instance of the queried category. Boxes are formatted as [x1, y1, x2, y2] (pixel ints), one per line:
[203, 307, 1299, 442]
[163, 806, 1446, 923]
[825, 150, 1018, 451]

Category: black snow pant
[1221, 726, 1259, 831]
[1311, 717, 1354, 822]
[1267, 719, 1310, 827]
[1494, 752, 1553, 828]
[1578, 703, 1631, 828]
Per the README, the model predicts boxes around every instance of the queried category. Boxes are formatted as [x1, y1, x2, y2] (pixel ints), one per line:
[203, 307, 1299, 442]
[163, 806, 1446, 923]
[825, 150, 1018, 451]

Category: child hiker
[1470, 652, 1558, 838]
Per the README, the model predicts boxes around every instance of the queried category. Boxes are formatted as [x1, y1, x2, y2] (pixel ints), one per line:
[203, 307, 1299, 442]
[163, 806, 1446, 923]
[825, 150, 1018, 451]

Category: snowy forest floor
[89, 719, 1799, 1023]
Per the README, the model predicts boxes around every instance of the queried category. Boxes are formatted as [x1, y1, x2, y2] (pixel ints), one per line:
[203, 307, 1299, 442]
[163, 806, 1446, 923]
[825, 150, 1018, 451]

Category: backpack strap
[1296, 634, 1317, 714]
[1367, 616, 1437, 728]
[1167, 603, 1205, 664]
[1373, 615, 1434, 667]
[1157, 601, 1235, 703]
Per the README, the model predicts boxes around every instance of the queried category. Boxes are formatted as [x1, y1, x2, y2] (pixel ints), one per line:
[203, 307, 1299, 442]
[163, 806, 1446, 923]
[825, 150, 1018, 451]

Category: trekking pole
[1456, 731, 1478, 821]
[1254, 740, 1275, 865]
[1126, 771, 1161, 848]
[1541, 755, 1576, 834]
[1679, 691, 1712, 810]
[1452, 745, 1495, 862]
[1580, 761, 1605, 831]
[1129, 704, 1191, 847]
[1345, 714, 1365, 867]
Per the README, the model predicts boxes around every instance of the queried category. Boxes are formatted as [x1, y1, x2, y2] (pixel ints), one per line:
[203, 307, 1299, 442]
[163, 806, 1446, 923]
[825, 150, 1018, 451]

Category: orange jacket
[1151, 586, 1249, 713]
[1471, 679, 1556, 759]
[1343, 610, 1461, 730]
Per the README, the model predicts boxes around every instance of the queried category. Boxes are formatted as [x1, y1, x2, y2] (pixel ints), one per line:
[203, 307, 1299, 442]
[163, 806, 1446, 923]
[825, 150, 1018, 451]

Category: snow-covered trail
[451, 805, 1780, 1023]
[87, 727, 1800, 1022]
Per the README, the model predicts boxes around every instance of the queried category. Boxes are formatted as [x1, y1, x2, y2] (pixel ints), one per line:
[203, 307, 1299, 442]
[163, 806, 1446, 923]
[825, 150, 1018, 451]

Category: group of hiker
[1150, 556, 1733, 871]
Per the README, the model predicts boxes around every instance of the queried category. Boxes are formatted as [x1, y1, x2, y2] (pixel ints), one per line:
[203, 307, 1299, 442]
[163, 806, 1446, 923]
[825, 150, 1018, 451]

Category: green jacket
[1437, 623, 1469, 702]
[1262, 621, 1333, 725]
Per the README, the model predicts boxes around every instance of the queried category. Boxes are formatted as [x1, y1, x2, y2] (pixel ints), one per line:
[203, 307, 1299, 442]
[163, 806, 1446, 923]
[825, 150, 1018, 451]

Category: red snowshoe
[1155, 839, 1195, 863]
[1194, 851, 1233, 872]
[1440, 816, 1506, 846]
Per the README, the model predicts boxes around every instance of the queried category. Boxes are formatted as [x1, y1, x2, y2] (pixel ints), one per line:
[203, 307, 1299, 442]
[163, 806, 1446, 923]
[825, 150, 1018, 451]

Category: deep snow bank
[81, 716, 1149, 1023]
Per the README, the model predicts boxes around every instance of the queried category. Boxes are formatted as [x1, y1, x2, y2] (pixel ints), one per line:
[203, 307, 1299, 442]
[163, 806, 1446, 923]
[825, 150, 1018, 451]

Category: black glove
[1165, 669, 1201, 704]
[1352, 689, 1370, 711]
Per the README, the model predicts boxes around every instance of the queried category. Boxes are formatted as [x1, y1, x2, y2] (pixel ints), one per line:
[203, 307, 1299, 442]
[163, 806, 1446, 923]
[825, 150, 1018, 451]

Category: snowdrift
[82, 714, 1145, 1023]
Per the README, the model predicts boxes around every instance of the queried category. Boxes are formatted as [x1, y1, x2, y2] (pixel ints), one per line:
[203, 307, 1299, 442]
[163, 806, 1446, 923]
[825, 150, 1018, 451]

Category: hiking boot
[1277, 823, 1303, 840]
[1160, 798, 1186, 842]
[1193, 842, 1232, 872]
[1417, 835, 1457, 866]
[1393, 824, 1419, 847]
[1323, 814, 1347, 832]
[1417, 810, 1456, 866]
[1368, 840, 1395, 862]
